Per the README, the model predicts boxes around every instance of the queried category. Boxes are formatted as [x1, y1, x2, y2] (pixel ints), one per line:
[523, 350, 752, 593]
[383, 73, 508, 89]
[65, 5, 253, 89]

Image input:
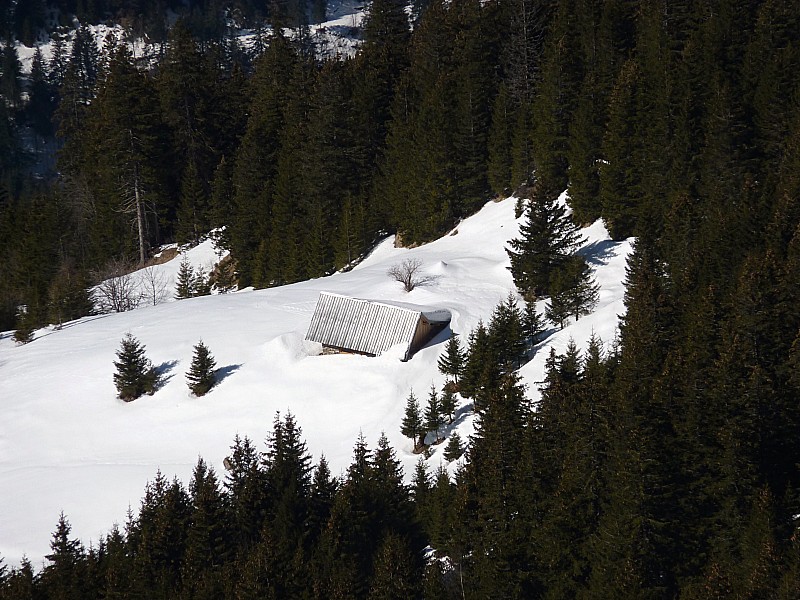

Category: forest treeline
[2, 0, 795, 335]
[3, 0, 800, 596]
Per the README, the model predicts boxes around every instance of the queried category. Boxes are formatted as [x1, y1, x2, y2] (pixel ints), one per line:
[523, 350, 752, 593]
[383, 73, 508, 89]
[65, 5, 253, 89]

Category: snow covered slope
[0, 196, 632, 567]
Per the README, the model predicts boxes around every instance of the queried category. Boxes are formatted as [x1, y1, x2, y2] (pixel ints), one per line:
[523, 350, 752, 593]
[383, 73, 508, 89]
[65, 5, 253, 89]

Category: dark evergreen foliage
[186, 340, 217, 396]
[437, 333, 465, 384]
[507, 190, 583, 298]
[443, 432, 464, 462]
[439, 386, 457, 424]
[113, 333, 157, 401]
[174, 256, 195, 300]
[400, 389, 424, 451]
[423, 385, 445, 444]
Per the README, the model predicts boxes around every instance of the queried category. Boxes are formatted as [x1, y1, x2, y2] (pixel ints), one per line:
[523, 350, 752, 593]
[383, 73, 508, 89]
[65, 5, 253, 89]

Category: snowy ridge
[0, 196, 632, 566]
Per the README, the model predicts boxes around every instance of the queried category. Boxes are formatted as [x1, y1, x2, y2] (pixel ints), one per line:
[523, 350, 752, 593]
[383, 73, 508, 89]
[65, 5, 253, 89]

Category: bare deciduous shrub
[92, 259, 143, 313]
[137, 266, 168, 306]
[387, 258, 438, 292]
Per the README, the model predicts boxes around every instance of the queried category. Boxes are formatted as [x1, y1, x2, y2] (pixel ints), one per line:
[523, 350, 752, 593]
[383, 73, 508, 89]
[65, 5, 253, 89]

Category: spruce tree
[186, 341, 217, 396]
[546, 290, 571, 329]
[41, 512, 83, 600]
[460, 321, 493, 401]
[599, 59, 640, 241]
[424, 385, 445, 444]
[444, 432, 464, 462]
[113, 333, 157, 401]
[523, 298, 545, 348]
[176, 160, 209, 246]
[546, 255, 599, 329]
[193, 266, 212, 296]
[507, 191, 583, 298]
[401, 389, 424, 452]
[440, 386, 457, 424]
[487, 293, 526, 370]
[487, 83, 514, 195]
[368, 532, 422, 599]
[182, 458, 228, 594]
[13, 310, 34, 344]
[175, 256, 195, 299]
[437, 333, 466, 384]
[308, 455, 338, 544]
[223, 435, 268, 550]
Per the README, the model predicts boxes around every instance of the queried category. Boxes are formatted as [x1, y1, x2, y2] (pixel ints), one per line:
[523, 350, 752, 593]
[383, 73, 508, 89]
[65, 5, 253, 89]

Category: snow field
[0, 196, 632, 567]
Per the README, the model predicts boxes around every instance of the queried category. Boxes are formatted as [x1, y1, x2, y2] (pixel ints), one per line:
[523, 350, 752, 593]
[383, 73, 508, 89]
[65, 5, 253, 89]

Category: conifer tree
[175, 256, 195, 299]
[458, 370, 531, 595]
[193, 266, 212, 296]
[182, 457, 228, 594]
[186, 341, 217, 396]
[368, 532, 422, 599]
[229, 29, 296, 286]
[440, 386, 457, 424]
[113, 333, 157, 401]
[507, 191, 583, 298]
[523, 298, 545, 348]
[223, 435, 268, 550]
[599, 58, 640, 241]
[263, 411, 313, 576]
[460, 321, 493, 400]
[47, 261, 93, 328]
[131, 473, 191, 596]
[27, 45, 55, 137]
[81, 44, 169, 265]
[545, 289, 571, 329]
[450, 0, 493, 216]
[308, 455, 338, 544]
[424, 385, 445, 444]
[437, 333, 466, 384]
[487, 83, 514, 195]
[41, 512, 84, 600]
[13, 310, 34, 344]
[1, 41, 23, 111]
[487, 293, 526, 370]
[401, 389, 424, 451]
[176, 160, 210, 246]
[444, 432, 464, 462]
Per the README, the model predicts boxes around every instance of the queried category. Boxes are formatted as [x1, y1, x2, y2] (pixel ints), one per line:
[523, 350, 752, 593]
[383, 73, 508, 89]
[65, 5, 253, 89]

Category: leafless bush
[92, 259, 143, 313]
[387, 258, 439, 292]
[137, 266, 168, 306]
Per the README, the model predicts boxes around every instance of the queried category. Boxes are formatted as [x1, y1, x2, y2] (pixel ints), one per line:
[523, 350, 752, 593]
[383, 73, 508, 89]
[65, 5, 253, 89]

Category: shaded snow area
[0, 196, 632, 566]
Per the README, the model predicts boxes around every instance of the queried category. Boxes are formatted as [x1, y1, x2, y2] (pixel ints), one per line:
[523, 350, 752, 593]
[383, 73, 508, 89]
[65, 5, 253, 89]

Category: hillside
[0, 194, 632, 567]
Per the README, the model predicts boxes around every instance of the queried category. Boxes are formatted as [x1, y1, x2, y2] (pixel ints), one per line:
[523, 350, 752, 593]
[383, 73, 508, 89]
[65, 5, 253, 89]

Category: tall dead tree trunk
[129, 128, 147, 266]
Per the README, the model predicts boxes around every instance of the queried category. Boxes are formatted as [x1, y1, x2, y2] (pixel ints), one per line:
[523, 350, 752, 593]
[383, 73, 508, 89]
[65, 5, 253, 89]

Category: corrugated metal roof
[305, 292, 449, 360]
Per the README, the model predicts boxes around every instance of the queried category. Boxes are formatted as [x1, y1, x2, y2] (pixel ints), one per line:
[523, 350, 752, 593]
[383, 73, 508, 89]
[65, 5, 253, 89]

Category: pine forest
[3, 0, 800, 597]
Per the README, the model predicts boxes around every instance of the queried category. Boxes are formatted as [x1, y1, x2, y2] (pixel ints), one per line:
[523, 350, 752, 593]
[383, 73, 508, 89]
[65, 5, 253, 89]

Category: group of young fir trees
[0, 415, 440, 599]
[113, 334, 217, 400]
[401, 293, 547, 461]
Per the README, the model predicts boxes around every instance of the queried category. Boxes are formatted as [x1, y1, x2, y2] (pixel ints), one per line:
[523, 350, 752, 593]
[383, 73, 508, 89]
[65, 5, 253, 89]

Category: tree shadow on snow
[215, 364, 243, 385]
[154, 360, 180, 389]
[579, 239, 619, 267]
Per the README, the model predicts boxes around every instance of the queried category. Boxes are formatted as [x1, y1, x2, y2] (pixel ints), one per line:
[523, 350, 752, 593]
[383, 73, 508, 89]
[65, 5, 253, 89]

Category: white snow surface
[0, 196, 632, 567]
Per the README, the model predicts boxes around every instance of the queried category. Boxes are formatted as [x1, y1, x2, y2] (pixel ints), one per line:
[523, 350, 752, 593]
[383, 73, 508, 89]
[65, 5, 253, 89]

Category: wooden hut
[305, 292, 451, 361]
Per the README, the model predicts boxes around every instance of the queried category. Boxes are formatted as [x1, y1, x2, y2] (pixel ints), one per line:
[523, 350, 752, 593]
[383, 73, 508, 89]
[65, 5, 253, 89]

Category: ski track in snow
[0, 196, 633, 566]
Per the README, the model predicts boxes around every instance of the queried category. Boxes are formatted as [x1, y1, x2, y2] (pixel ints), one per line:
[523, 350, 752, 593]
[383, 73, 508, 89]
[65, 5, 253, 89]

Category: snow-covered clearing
[0, 196, 632, 567]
